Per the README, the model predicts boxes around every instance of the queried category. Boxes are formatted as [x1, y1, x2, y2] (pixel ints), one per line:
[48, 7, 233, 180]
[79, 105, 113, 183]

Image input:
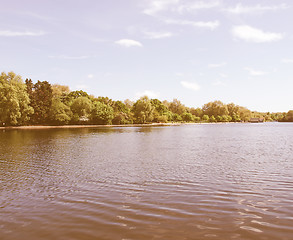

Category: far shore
[0, 121, 264, 130]
[0, 123, 181, 130]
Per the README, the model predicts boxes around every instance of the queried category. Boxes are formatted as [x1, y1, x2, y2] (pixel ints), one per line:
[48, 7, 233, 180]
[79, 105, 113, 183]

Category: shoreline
[0, 121, 277, 130]
[0, 123, 181, 130]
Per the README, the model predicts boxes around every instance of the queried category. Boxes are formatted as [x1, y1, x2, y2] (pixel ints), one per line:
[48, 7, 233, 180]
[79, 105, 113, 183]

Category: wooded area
[1, 71, 292, 126]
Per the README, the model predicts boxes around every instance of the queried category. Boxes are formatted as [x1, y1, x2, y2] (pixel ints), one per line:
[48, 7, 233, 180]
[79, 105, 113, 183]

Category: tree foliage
[70, 97, 92, 118]
[1, 71, 293, 126]
[0, 72, 33, 125]
[26, 79, 53, 124]
[90, 101, 114, 124]
[132, 96, 154, 123]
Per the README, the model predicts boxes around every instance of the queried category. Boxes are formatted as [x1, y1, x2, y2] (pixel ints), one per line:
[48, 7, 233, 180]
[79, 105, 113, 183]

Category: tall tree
[90, 101, 114, 124]
[49, 98, 72, 125]
[70, 96, 92, 121]
[202, 100, 228, 117]
[26, 80, 53, 124]
[112, 100, 132, 124]
[52, 84, 70, 100]
[0, 72, 33, 125]
[169, 98, 186, 115]
[151, 99, 172, 122]
[132, 96, 154, 123]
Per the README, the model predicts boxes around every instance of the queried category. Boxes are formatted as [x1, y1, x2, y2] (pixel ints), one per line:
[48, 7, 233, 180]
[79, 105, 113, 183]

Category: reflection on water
[1, 123, 293, 240]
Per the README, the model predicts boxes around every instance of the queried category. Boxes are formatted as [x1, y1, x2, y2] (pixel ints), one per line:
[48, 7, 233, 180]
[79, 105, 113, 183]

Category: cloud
[282, 59, 293, 63]
[224, 3, 288, 14]
[181, 81, 200, 91]
[245, 67, 267, 76]
[178, 1, 221, 13]
[115, 39, 143, 47]
[143, 0, 220, 15]
[232, 25, 283, 43]
[143, 0, 179, 16]
[0, 30, 46, 37]
[143, 31, 173, 39]
[49, 55, 90, 60]
[135, 90, 160, 99]
[208, 62, 227, 68]
[165, 19, 219, 30]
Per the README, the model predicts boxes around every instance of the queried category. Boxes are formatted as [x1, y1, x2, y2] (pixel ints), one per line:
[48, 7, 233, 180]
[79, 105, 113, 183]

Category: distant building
[250, 118, 264, 123]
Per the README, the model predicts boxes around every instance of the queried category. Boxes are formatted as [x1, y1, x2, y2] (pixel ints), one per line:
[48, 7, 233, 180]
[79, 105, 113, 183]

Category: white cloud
[208, 62, 227, 68]
[178, 1, 221, 13]
[165, 19, 219, 30]
[0, 30, 46, 37]
[143, 0, 179, 16]
[143, 0, 221, 15]
[88, 74, 94, 79]
[135, 90, 160, 99]
[143, 31, 173, 39]
[181, 81, 200, 91]
[232, 25, 283, 43]
[224, 3, 288, 14]
[282, 59, 293, 63]
[49, 55, 90, 60]
[245, 67, 267, 76]
[115, 39, 143, 47]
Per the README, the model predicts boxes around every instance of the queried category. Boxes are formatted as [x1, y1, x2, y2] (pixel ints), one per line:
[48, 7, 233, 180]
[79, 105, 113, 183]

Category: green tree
[202, 100, 228, 117]
[190, 107, 203, 118]
[238, 106, 251, 122]
[151, 99, 172, 122]
[221, 115, 232, 122]
[96, 96, 114, 107]
[52, 84, 70, 101]
[63, 90, 90, 105]
[70, 96, 92, 120]
[172, 113, 182, 122]
[194, 116, 200, 122]
[90, 101, 114, 124]
[132, 96, 154, 123]
[0, 72, 33, 125]
[227, 103, 239, 118]
[124, 99, 134, 109]
[26, 79, 53, 124]
[169, 98, 186, 115]
[49, 98, 72, 125]
[202, 115, 209, 122]
[209, 115, 216, 122]
[181, 112, 194, 122]
[112, 100, 132, 124]
[216, 115, 222, 122]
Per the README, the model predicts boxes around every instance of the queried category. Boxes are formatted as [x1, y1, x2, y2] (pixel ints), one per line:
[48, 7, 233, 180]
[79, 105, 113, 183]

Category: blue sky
[1, 0, 292, 112]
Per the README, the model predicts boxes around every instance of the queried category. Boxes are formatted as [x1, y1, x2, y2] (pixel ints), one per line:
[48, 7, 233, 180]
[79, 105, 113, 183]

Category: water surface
[1, 123, 293, 239]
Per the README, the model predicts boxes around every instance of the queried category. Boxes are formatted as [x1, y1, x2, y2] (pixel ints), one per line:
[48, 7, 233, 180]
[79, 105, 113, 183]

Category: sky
[1, 0, 293, 112]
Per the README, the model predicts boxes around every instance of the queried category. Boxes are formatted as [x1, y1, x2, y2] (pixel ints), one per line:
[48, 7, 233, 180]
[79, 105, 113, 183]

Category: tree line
[1, 71, 293, 126]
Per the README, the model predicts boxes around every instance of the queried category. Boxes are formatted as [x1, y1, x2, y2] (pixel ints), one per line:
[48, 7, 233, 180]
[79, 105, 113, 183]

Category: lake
[1, 123, 293, 240]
